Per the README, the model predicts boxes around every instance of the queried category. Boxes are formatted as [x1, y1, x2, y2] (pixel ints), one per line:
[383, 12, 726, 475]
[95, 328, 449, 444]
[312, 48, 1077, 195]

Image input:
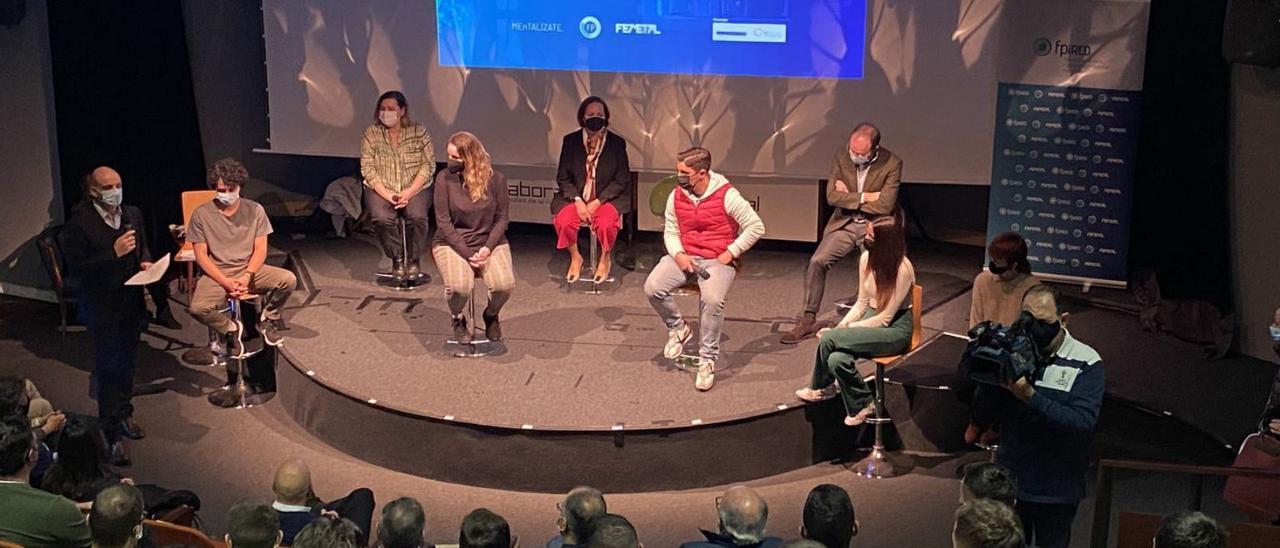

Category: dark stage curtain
[1129, 1, 1233, 309]
[47, 0, 206, 257]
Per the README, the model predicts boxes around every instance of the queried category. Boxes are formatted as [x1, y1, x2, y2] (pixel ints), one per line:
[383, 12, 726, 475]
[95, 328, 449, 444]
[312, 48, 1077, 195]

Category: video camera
[964, 311, 1046, 386]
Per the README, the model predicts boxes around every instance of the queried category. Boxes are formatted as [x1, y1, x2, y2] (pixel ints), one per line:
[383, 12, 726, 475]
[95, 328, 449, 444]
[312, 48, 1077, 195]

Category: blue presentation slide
[437, 0, 868, 80]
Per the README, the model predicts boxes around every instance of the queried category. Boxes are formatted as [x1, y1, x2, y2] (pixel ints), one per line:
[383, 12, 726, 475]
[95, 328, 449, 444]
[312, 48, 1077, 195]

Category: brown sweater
[969, 271, 1041, 328]
[432, 169, 509, 257]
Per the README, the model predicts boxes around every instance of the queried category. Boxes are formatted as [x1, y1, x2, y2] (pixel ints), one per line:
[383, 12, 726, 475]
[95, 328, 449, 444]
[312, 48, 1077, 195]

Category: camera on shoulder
[965, 311, 1046, 386]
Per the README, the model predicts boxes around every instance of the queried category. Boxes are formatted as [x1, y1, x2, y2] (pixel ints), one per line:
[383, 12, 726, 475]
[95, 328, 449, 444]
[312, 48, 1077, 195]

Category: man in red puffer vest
[644, 147, 765, 391]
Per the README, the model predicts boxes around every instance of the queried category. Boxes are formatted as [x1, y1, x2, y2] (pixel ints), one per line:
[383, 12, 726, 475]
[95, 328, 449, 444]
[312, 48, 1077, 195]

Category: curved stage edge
[276, 345, 858, 493]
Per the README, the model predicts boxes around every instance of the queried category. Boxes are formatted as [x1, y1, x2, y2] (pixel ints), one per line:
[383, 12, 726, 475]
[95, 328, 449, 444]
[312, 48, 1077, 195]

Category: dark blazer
[552, 129, 633, 215]
[823, 146, 903, 235]
[678, 529, 783, 548]
[60, 204, 151, 328]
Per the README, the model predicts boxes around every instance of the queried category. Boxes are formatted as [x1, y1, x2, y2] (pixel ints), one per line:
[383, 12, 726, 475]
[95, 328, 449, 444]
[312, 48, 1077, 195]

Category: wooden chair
[852, 284, 923, 479]
[0, 540, 25, 548]
[145, 518, 223, 548]
[175, 190, 218, 296]
[35, 225, 81, 334]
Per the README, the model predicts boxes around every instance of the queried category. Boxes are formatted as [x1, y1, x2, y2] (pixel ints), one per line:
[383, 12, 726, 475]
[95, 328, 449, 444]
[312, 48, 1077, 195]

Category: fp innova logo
[580, 16, 602, 39]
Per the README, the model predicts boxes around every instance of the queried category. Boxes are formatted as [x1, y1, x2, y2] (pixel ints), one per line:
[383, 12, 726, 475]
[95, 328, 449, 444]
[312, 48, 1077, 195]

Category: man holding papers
[60, 166, 157, 463]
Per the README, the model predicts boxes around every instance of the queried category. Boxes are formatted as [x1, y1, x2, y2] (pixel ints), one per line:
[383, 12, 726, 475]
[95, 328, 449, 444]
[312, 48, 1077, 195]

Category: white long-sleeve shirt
[839, 251, 916, 328]
[663, 170, 766, 258]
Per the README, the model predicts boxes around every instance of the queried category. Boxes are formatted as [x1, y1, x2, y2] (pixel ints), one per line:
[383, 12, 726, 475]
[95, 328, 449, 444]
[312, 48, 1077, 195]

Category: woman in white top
[796, 209, 915, 426]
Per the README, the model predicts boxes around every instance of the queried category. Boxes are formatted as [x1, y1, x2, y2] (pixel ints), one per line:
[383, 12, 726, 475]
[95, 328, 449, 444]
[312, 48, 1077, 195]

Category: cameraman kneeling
[976, 285, 1104, 548]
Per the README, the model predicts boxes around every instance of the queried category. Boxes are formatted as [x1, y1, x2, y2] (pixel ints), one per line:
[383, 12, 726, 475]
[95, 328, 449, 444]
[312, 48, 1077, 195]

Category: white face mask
[851, 150, 875, 166]
[216, 190, 240, 206]
[379, 110, 401, 127]
[1269, 324, 1280, 341]
[97, 187, 123, 207]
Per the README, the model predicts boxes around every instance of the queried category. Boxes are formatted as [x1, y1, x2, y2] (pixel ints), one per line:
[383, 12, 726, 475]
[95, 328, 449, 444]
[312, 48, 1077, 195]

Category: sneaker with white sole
[695, 360, 715, 391]
[663, 323, 692, 359]
[795, 383, 840, 402]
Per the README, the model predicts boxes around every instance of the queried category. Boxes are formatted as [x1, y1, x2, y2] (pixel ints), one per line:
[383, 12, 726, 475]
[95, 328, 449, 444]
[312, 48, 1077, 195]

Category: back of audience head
[960, 462, 1018, 507]
[802, 484, 857, 548]
[718, 485, 770, 546]
[0, 375, 26, 419]
[377, 497, 426, 548]
[460, 508, 511, 548]
[90, 483, 145, 548]
[780, 540, 826, 548]
[272, 458, 312, 505]
[952, 500, 1023, 548]
[41, 415, 111, 500]
[293, 516, 361, 548]
[1154, 512, 1227, 548]
[561, 486, 607, 545]
[226, 500, 283, 548]
[587, 513, 641, 548]
[0, 415, 34, 477]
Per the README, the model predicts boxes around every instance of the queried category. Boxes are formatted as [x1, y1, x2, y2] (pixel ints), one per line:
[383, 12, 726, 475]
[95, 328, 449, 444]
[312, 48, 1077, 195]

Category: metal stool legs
[851, 361, 914, 478]
[208, 298, 273, 409]
[565, 226, 614, 294]
[376, 217, 428, 291]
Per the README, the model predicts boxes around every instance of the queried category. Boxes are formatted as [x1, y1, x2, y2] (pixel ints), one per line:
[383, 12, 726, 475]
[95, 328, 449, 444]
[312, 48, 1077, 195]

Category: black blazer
[552, 129, 633, 215]
[60, 204, 151, 327]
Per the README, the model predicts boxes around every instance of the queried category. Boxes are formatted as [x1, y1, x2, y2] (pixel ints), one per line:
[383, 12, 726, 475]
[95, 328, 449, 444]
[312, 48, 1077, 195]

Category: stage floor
[278, 232, 976, 430]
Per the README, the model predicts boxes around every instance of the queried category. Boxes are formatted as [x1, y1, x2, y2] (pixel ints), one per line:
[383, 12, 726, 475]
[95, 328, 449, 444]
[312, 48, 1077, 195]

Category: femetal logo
[580, 16, 602, 39]
[616, 23, 661, 35]
[1034, 37, 1091, 57]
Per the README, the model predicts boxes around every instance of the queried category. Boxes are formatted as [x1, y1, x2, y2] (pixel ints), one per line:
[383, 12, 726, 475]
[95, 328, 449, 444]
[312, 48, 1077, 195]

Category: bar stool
[207, 295, 273, 409]
[851, 284, 922, 479]
[565, 226, 616, 294]
[446, 272, 504, 358]
[375, 217, 429, 291]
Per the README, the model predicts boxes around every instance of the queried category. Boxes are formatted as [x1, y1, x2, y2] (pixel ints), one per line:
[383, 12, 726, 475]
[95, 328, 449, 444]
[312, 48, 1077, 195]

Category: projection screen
[262, 0, 1005, 184]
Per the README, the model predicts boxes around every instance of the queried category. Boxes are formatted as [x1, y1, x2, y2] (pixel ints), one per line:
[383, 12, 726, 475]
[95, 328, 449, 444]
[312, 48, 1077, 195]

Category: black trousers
[1016, 500, 1078, 548]
[324, 488, 375, 545]
[89, 321, 141, 442]
[365, 189, 430, 261]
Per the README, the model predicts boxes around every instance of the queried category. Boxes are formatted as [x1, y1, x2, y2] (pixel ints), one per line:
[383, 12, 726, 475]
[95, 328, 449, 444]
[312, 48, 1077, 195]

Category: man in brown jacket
[781, 123, 902, 343]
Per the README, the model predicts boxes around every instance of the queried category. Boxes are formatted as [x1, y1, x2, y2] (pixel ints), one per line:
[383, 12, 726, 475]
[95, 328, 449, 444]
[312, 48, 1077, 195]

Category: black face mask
[988, 261, 1009, 275]
[583, 116, 606, 132]
[677, 174, 693, 190]
[447, 159, 464, 174]
[1027, 318, 1062, 352]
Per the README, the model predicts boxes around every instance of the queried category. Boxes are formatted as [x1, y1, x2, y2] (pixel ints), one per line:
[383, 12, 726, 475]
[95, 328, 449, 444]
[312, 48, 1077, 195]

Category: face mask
[988, 261, 1009, 276]
[216, 190, 240, 206]
[851, 150, 875, 166]
[447, 159, 464, 174]
[677, 174, 693, 190]
[97, 187, 123, 207]
[1026, 318, 1062, 352]
[583, 116, 606, 132]
[1269, 324, 1280, 341]
[379, 110, 400, 127]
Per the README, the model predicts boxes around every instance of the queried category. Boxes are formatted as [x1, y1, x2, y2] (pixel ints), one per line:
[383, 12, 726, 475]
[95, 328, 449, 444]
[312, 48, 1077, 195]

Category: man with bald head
[61, 166, 164, 464]
[680, 486, 782, 548]
[548, 486, 607, 547]
[976, 285, 1104, 548]
[782, 123, 903, 344]
[270, 459, 375, 546]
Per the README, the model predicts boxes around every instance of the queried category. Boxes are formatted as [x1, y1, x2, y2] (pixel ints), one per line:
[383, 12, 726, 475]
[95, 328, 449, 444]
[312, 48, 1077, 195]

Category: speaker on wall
[1223, 0, 1280, 67]
[0, 0, 26, 27]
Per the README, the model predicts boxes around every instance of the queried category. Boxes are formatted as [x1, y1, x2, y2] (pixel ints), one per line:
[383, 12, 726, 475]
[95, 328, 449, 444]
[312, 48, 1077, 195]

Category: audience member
[0, 416, 92, 547]
[549, 486, 607, 548]
[271, 459, 375, 546]
[1154, 512, 1228, 548]
[0, 374, 60, 486]
[293, 516, 361, 548]
[459, 508, 512, 548]
[778, 541, 824, 548]
[89, 483, 145, 548]
[801, 484, 857, 548]
[226, 500, 283, 548]
[377, 497, 427, 548]
[586, 514, 641, 548]
[952, 500, 1023, 548]
[680, 486, 782, 548]
[960, 462, 1018, 507]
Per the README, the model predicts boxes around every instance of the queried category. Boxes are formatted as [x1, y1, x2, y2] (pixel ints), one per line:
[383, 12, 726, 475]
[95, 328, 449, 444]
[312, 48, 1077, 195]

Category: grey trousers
[365, 188, 430, 261]
[803, 220, 867, 316]
[644, 255, 737, 362]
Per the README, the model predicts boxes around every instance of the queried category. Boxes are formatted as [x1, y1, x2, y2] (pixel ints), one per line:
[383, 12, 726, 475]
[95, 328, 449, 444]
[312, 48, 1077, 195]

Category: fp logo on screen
[580, 16, 602, 39]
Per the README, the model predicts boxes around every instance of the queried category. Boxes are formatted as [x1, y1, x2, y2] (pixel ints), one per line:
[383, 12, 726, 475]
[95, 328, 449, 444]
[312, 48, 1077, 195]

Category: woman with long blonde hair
[431, 132, 514, 344]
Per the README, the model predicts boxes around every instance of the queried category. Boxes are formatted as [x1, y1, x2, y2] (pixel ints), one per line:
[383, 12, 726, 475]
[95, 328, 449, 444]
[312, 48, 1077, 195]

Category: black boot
[483, 311, 502, 342]
[406, 259, 422, 279]
[451, 315, 471, 344]
[152, 306, 182, 329]
[391, 258, 406, 282]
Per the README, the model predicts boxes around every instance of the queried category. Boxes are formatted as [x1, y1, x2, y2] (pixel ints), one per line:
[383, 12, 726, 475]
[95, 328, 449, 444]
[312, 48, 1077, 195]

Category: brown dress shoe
[780, 315, 820, 344]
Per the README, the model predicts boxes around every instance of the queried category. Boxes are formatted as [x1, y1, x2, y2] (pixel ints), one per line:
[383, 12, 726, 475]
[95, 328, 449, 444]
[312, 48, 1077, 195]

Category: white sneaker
[695, 360, 715, 391]
[663, 323, 692, 359]
[795, 383, 840, 402]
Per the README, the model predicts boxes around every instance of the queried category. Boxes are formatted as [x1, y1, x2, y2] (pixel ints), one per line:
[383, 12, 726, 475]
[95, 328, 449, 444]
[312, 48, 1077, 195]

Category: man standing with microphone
[61, 166, 156, 465]
[644, 147, 765, 391]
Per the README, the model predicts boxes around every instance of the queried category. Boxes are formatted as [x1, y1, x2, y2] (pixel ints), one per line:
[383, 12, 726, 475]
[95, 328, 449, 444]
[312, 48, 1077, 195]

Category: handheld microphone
[694, 264, 711, 280]
[121, 217, 139, 262]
